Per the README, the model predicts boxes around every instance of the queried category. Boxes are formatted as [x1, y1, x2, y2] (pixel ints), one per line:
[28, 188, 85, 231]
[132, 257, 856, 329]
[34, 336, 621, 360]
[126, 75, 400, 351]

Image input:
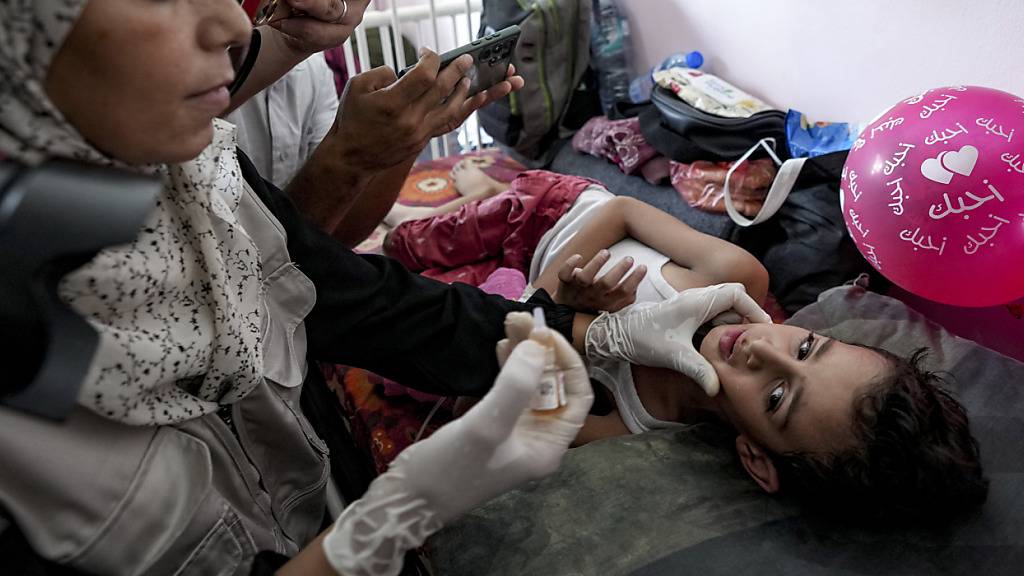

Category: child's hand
[552, 251, 647, 313]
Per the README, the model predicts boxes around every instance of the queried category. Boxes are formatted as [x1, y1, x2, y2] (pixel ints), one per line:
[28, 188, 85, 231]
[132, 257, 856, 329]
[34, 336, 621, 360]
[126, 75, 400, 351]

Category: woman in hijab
[0, 1, 766, 573]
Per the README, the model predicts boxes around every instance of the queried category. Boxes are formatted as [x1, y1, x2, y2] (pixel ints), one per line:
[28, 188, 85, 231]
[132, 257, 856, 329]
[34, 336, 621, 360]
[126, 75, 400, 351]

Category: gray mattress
[425, 284, 1024, 576]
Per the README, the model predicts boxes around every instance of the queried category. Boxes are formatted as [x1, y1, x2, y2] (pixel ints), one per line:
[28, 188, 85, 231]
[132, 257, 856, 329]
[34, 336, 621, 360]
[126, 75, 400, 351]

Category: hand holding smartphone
[398, 25, 521, 94]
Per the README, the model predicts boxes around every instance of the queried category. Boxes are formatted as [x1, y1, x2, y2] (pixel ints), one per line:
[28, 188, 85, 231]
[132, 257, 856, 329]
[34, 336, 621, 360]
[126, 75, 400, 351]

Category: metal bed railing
[341, 0, 488, 159]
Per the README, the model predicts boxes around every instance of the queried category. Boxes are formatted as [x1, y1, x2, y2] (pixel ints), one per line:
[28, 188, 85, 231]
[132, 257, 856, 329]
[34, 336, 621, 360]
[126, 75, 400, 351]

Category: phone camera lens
[480, 48, 492, 60]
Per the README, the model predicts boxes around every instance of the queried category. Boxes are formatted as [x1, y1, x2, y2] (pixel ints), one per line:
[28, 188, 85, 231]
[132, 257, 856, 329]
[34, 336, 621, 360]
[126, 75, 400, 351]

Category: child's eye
[766, 383, 785, 413]
[797, 332, 815, 360]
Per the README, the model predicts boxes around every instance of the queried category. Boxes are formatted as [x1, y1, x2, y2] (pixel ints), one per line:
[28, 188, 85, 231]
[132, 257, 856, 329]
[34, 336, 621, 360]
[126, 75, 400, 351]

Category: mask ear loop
[723, 138, 807, 227]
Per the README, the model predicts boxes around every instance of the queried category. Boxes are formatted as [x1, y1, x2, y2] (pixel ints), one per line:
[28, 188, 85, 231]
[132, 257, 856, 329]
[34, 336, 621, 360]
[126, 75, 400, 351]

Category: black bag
[732, 151, 889, 314]
[610, 88, 882, 313]
[637, 86, 789, 164]
[477, 0, 593, 163]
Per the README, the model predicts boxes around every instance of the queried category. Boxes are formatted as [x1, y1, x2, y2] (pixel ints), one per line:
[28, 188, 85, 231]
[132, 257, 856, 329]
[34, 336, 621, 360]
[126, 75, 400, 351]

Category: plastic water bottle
[628, 50, 704, 103]
[591, 0, 633, 113]
[661, 51, 704, 71]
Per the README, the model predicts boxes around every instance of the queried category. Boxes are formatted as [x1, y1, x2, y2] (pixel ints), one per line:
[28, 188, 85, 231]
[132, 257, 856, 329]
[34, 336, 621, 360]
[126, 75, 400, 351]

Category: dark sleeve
[238, 150, 576, 397]
[249, 551, 290, 575]
[1, 522, 91, 576]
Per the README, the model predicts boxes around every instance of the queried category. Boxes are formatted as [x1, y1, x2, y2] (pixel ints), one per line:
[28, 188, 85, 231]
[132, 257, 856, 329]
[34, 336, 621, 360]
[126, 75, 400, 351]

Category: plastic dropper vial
[530, 308, 566, 412]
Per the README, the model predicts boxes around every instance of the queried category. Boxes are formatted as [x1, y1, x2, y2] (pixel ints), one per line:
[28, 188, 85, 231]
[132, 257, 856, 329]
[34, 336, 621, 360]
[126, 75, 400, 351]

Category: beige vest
[0, 182, 326, 575]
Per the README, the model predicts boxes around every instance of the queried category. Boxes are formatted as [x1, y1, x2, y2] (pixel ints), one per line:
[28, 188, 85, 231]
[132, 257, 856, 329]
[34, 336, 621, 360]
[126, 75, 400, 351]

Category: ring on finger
[332, 0, 349, 24]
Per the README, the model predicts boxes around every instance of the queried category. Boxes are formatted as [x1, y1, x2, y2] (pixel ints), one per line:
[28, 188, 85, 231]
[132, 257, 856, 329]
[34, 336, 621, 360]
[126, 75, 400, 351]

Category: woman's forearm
[276, 531, 337, 576]
[285, 126, 375, 237]
[330, 155, 418, 247]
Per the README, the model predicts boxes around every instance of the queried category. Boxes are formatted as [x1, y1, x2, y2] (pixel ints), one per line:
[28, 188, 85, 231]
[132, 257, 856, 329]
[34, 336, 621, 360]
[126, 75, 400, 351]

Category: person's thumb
[679, 351, 720, 397]
[359, 65, 399, 92]
[711, 311, 743, 326]
[283, 0, 342, 21]
[495, 338, 513, 367]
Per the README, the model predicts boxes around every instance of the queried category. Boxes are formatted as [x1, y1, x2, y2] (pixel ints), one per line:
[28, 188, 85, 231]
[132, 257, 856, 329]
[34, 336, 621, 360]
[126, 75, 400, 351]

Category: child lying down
[384, 168, 988, 523]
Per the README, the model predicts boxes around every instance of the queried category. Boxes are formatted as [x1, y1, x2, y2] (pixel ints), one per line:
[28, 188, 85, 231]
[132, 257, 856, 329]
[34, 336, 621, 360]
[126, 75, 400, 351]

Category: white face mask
[722, 137, 808, 227]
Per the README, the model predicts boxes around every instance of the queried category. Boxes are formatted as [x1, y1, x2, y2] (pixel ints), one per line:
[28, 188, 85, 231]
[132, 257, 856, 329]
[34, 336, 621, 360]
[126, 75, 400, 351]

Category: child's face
[699, 323, 887, 456]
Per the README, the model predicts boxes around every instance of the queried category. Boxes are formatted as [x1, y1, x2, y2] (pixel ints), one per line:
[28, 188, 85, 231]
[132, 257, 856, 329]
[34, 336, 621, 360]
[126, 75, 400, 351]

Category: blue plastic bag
[785, 110, 866, 158]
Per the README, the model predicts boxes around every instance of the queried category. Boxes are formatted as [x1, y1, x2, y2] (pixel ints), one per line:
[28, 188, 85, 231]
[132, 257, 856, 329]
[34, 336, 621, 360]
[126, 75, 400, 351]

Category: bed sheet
[353, 149, 527, 255]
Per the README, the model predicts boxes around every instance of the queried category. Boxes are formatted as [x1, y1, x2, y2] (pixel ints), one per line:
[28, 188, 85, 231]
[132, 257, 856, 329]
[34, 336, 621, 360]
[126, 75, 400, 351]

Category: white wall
[618, 0, 1024, 122]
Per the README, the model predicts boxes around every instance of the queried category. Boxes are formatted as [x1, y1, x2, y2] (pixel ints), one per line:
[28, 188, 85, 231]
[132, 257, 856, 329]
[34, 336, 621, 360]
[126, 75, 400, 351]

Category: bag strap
[723, 138, 807, 227]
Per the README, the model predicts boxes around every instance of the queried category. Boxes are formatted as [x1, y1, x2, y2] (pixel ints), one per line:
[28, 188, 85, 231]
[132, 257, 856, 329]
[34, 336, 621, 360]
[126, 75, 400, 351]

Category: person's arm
[240, 151, 581, 396]
[227, 1, 372, 114]
[572, 412, 631, 447]
[287, 52, 523, 245]
[328, 156, 416, 247]
[288, 148, 415, 249]
[274, 531, 334, 576]
[534, 196, 768, 301]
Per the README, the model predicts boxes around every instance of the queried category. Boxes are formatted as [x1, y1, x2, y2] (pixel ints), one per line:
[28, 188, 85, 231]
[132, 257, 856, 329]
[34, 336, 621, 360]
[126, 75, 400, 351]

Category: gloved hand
[585, 282, 771, 397]
[322, 321, 593, 576]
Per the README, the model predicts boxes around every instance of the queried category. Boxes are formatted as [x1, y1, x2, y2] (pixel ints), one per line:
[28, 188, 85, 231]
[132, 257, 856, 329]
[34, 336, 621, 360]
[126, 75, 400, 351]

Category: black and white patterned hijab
[0, 0, 265, 425]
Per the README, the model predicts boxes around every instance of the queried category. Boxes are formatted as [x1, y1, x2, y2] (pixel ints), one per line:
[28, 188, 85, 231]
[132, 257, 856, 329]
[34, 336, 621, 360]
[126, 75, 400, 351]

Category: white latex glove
[323, 324, 593, 576]
[585, 282, 772, 397]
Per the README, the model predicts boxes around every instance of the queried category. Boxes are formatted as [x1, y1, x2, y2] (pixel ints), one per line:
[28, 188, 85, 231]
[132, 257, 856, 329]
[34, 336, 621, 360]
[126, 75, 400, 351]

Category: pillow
[425, 285, 1024, 576]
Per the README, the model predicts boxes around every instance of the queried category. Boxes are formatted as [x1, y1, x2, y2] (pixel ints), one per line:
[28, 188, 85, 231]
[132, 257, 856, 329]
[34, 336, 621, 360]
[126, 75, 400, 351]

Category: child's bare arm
[572, 411, 631, 447]
[616, 196, 768, 302]
[533, 197, 633, 295]
[535, 196, 768, 304]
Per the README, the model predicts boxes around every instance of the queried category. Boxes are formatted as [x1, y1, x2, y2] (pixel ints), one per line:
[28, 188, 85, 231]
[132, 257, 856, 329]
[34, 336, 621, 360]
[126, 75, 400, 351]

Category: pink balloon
[842, 86, 1024, 307]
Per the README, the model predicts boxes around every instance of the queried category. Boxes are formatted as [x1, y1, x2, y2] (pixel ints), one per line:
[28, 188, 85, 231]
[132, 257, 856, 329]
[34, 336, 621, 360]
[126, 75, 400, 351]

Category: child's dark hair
[769, 347, 988, 524]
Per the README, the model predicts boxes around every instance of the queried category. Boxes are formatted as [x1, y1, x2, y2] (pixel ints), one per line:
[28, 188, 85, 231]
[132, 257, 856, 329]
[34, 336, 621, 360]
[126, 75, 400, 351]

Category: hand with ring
[255, 0, 370, 54]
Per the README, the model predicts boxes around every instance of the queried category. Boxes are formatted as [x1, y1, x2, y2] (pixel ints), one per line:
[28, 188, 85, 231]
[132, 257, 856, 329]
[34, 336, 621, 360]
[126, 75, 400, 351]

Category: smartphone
[398, 25, 521, 94]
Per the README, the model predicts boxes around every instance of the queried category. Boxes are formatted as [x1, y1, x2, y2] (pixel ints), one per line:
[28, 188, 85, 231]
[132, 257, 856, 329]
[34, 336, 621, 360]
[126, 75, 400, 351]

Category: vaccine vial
[530, 308, 566, 412]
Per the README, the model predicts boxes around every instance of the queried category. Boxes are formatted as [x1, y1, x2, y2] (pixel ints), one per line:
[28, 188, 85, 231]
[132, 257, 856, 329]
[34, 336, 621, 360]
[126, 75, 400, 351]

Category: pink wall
[618, 0, 1024, 359]
[618, 0, 1024, 122]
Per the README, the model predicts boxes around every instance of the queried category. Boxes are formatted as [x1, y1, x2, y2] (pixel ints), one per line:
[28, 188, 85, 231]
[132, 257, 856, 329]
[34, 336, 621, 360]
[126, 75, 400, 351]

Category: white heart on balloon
[920, 145, 978, 185]
[940, 145, 979, 177]
[921, 156, 954, 184]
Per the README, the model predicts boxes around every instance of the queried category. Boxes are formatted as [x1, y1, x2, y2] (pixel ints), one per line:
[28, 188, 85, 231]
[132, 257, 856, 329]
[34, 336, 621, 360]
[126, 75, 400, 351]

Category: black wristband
[524, 288, 577, 344]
